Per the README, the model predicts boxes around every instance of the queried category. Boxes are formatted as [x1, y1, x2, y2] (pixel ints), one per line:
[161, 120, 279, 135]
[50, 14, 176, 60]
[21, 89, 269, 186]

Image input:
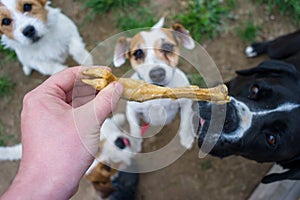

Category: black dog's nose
[22, 25, 36, 38]
[149, 67, 166, 83]
[198, 101, 239, 134]
[223, 103, 239, 134]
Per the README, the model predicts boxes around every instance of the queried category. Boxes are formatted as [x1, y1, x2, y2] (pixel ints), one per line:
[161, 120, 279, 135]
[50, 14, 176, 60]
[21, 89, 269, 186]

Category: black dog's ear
[236, 60, 298, 76]
[261, 168, 300, 184]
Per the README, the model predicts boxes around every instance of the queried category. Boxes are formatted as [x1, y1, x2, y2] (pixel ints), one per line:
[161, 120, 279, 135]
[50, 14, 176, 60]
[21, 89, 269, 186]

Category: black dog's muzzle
[198, 100, 240, 134]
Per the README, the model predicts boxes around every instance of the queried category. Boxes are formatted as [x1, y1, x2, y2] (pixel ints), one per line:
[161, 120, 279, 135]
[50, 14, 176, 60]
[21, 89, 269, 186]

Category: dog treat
[81, 68, 230, 103]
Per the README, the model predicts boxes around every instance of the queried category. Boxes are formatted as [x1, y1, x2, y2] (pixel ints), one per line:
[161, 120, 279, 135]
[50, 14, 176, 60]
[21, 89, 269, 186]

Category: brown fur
[85, 139, 126, 198]
[128, 33, 145, 69]
[16, 0, 48, 22]
[116, 24, 190, 70]
[86, 162, 118, 198]
[0, 7, 14, 39]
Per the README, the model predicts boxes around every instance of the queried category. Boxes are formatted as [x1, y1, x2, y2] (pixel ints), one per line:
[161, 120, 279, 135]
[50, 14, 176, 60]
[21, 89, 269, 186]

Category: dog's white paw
[179, 132, 195, 150]
[245, 46, 258, 58]
[22, 66, 32, 76]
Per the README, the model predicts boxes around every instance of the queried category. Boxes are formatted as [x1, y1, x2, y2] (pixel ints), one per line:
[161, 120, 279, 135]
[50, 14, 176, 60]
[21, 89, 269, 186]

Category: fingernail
[114, 82, 124, 96]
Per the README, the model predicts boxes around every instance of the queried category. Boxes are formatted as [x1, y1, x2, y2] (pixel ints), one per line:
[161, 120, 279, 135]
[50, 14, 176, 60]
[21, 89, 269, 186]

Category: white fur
[0, 144, 22, 161]
[0, 1, 93, 75]
[245, 46, 257, 58]
[115, 19, 196, 152]
[151, 17, 165, 30]
[86, 114, 134, 175]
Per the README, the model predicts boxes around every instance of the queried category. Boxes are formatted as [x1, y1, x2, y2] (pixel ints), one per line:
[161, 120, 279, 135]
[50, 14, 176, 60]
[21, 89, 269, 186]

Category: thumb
[73, 82, 123, 156]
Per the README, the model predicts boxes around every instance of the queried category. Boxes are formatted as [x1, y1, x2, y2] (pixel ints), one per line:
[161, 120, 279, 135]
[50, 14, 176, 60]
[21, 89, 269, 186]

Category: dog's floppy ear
[262, 156, 300, 183]
[113, 37, 131, 67]
[261, 168, 300, 183]
[236, 60, 299, 76]
[172, 23, 195, 50]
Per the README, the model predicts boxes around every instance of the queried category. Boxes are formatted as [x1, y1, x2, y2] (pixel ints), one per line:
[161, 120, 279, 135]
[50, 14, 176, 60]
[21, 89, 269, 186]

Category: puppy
[85, 113, 136, 199]
[0, 0, 93, 76]
[113, 18, 196, 152]
[197, 30, 300, 183]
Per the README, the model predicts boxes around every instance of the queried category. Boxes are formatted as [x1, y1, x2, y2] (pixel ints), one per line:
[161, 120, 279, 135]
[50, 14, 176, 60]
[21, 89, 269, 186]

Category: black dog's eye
[23, 3, 32, 12]
[2, 18, 12, 26]
[249, 84, 260, 99]
[266, 133, 276, 146]
[133, 49, 144, 60]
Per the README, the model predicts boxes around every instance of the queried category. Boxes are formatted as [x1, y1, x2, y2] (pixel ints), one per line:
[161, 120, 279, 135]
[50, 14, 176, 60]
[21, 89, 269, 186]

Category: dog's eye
[2, 18, 12, 26]
[266, 133, 276, 146]
[161, 43, 174, 54]
[249, 84, 260, 99]
[133, 49, 144, 60]
[23, 3, 32, 12]
[103, 165, 111, 172]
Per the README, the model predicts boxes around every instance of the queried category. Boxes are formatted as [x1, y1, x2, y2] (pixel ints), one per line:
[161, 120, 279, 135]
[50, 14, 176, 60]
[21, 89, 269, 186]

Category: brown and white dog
[85, 113, 135, 198]
[0, 0, 93, 75]
[113, 18, 196, 152]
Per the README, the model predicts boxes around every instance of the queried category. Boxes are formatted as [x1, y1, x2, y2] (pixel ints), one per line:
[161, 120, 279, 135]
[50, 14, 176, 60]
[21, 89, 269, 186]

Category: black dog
[198, 30, 300, 183]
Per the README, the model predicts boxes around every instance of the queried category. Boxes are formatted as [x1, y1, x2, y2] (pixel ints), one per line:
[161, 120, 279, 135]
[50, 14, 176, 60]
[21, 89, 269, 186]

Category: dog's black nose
[114, 137, 130, 149]
[223, 103, 239, 134]
[198, 101, 239, 134]
[149, 67, 166, 83]
[22, 25, 36, 38]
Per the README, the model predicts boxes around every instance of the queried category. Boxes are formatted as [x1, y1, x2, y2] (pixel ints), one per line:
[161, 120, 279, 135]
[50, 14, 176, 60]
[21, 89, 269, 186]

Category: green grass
[82, 0, 144, 16]
[0, 76, 15, 97]
[258, 0, 300, 25]
[187, 73, 206, 87]
[0, 120, 16, 146]
[237, 19, 261, 42]
[174, 0, 237, 42]
[200, 160, 214, 171]
[0, 45, 17, 61]
[116, 7, 156, 30]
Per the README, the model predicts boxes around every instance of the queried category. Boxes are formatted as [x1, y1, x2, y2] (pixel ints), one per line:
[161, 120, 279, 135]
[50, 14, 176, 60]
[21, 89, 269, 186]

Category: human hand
[0, 66, 123, 200]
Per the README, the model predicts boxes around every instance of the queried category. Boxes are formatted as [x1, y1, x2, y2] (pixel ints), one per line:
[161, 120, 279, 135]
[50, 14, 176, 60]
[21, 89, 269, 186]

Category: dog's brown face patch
[128, 33, 145, 69]
[0, 7, 14, 39]
[128, 29, 180, 69]
[156, 29, 180, 67]
[17, 0, 48, 22]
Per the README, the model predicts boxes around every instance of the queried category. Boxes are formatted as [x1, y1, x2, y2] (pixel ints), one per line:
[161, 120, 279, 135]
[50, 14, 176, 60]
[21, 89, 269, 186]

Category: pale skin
[0, 66, 124, 200]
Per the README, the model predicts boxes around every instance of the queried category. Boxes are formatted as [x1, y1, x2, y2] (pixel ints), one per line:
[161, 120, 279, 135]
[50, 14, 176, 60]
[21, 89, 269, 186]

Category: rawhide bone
[81, 68, 230, 103]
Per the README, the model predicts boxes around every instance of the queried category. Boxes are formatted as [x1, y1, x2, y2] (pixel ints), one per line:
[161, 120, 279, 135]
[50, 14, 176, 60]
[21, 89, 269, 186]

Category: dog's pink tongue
[200, 118, 205, 127]
[123, 138, 131, 147]
[141, 123, 150, 136]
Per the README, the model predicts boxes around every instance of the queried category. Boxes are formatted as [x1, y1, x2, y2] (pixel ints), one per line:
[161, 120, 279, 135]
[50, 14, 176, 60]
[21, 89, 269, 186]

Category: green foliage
[116, 7, 156, 30]
[258, 0, 300, 25]
[175, 0, 234, 42]
[83, 0, 143, 16]
[187, 73, 206, 87]
[0, 45, 16, 61]
[237, 19, 261, 42]
[0, 76, 15, 97]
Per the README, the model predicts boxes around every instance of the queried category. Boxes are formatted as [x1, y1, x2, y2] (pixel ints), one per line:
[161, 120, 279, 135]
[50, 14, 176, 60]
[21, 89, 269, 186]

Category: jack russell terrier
[113, 18, 196, 152]
[0, 0, 93, 76]
[85, 113, 136, 199]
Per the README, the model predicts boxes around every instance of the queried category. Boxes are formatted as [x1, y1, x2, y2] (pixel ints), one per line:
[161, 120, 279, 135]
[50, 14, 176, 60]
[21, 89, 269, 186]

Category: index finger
[40, 66, 110, 101]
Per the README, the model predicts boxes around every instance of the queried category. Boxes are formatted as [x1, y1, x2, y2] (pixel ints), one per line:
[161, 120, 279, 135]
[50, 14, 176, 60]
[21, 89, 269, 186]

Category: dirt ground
[0, 0, 297, 199]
